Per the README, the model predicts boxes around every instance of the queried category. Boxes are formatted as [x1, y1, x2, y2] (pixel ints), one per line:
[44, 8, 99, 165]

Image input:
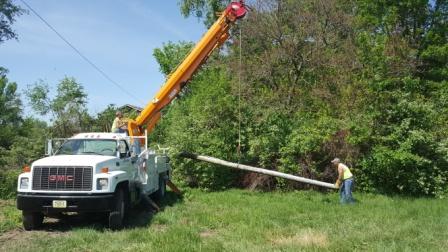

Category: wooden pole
[180, 152, 337, 189]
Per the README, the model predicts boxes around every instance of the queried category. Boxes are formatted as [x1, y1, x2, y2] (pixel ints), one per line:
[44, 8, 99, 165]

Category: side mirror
[131, 142, 141, 156]
[45, 139, 53, 156]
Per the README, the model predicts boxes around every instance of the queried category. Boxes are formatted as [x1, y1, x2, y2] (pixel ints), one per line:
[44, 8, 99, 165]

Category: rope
[20, 0, 145, 105]
[237, 26, 242, 163]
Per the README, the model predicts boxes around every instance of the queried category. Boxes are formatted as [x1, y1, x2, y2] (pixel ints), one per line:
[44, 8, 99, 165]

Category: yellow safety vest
[340, 164, 353, 180]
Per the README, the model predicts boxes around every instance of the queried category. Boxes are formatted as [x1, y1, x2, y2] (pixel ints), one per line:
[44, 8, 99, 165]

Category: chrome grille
[32, 166, 93, 191]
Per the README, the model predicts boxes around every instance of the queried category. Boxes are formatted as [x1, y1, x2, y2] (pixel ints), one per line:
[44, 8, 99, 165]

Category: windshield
[55, 139, 117, 156]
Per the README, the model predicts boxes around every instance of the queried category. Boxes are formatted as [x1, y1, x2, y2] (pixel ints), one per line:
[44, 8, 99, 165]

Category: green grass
[0, 199, 21, 233]
[1, 189, 447, 251]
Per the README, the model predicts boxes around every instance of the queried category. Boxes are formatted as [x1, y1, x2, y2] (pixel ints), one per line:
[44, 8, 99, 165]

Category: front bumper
[17, 193, 115, 213]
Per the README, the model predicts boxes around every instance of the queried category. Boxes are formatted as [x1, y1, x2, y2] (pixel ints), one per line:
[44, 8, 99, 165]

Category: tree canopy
[159, 0, 448, 196]
[0, 0, 26, 43]
[26, 77, 91, 137]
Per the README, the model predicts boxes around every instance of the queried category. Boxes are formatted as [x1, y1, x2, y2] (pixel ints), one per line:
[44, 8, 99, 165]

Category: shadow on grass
[38, 191, 183, 232]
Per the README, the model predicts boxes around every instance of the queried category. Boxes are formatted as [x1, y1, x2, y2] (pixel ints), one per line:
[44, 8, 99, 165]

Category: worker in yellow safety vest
[332, 158, 355, 204]
[111, 111, 128, 134]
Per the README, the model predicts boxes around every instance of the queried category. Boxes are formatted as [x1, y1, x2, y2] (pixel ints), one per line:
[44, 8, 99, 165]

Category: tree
[0, 70, 46, 174]
[2, 118, 47, 168]
[0, 0, 26, 44]
[0, 68, 22, 148]
[169, 0, 448, 196]
[179, 0, 228, 27]
[91, 104, 117, 132]
[353, 0, 448, 196]
[26, 77, 91, 137]
[153, 41, 194, 76]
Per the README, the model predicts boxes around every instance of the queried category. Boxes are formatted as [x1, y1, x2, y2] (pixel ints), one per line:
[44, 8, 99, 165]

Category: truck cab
[17, 132, 170, 230]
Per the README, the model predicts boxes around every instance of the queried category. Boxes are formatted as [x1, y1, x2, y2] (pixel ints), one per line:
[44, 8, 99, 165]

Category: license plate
[52, 200, 67, 208]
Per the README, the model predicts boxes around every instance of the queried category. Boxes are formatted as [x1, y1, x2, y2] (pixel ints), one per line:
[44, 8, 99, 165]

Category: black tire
[22, 211, 44, 231]
[153, 174, 166, 201]
[108, 188, 125, 230]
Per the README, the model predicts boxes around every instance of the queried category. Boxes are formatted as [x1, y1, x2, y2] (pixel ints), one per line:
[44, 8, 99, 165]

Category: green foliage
[352, 0, 448, 196]
[0, 119, 47, 193]
[25, 79, 50, 115]
[0, 70, 22, 148]
[278, 115, 340, 179]
[166, 0, 448, 196]
[0, 169, 20, 199]
[1, 118, 47, 167]
[248, 112, 293, 169]
[0, 0, 26, 43]
[150, 42, 240, 190]
[154, 66, 240, 189]
[26, 77, 92, 137]
[0, 70, 47, 176]
[153, 41, 194, 76]
[179, 0, 228, 27]
[91, 104, 117, 132]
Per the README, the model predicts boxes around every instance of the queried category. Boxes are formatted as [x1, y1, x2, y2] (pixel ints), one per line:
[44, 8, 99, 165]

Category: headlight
[97, 178, 108, 190]
[20, 178, 29, 189]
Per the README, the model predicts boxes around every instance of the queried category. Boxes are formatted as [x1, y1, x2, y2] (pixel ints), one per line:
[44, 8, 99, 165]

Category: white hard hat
[331, 158, 340, 164]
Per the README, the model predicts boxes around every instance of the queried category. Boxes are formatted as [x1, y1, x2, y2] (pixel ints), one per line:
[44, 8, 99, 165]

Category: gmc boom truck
[16, 1, 247, 230]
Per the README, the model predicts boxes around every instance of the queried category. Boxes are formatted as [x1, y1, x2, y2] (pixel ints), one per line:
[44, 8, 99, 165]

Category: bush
[154, 66, 241, 190]
[0, 169, 21, 199]
[277, 115, 339, 188]
[359, 135, 448, 197]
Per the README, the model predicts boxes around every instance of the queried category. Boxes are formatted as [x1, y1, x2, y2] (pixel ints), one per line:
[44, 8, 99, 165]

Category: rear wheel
[108, 188, 125, 230]
[22, 211, 44, 231]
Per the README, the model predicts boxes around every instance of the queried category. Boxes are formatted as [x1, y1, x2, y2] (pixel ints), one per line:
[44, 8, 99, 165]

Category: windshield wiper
[79, 151, 103, 155]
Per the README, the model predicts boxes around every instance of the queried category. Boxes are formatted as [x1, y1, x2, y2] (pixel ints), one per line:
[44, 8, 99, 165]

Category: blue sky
[0, 0, 206, 117]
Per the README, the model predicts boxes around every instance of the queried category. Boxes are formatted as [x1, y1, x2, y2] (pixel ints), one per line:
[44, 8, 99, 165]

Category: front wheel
[22, 211, 44, 231]
[108, 188, 125, 230]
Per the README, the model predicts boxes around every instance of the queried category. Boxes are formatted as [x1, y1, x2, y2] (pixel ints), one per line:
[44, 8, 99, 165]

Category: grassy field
[0, 189, 447, 252]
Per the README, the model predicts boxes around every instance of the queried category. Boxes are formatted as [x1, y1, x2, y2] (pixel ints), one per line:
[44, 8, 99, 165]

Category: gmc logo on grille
[48, 175, 74, 182]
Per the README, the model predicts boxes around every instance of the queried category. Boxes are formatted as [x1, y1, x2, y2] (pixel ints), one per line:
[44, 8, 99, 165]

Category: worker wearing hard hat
[332, 158, 355, 204]
[111, 111, 128, 134]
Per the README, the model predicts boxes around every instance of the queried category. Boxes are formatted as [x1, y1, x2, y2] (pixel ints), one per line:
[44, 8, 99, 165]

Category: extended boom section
[128, 1, 247, 137]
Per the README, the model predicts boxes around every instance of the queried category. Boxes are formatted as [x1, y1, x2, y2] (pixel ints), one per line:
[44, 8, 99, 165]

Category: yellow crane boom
[128, 1, 247, 138]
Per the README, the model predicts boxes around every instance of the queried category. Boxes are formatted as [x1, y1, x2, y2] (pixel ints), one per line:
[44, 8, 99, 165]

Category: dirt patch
[271, 229, 329, 248]
[0, 228, 23, 243]
[199, 229, 217, 238]
[241, 173, 275, 191]
[0, 227, 67, 251]
[0, 200, 14, 208]
[0, 215, 94, 250]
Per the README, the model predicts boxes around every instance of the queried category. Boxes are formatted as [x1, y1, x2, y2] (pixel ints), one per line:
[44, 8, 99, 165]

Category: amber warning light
[23, 165, 31, 173]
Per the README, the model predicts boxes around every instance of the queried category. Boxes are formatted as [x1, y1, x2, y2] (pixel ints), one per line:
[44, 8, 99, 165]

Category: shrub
[0, 169, 21, 199]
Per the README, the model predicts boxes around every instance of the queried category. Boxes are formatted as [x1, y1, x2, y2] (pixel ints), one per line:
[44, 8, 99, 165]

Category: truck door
[118, 140, 133, 173]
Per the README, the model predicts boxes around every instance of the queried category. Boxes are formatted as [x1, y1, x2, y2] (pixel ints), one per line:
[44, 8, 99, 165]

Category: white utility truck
[17, 133, 169, 230]
[16, 1, 247, 230]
